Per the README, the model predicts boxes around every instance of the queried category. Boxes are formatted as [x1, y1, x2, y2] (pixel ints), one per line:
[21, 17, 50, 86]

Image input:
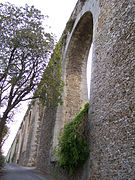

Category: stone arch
[51, 12, 93, 159]
[63, 11, 93, 123]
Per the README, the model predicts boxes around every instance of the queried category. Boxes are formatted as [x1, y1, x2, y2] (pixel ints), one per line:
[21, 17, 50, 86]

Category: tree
[0, 2, 54, 151]
[1, 125, 9, 148]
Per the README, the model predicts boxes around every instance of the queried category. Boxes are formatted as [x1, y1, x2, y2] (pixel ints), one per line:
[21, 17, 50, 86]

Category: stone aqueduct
[6, 0, 135, 179]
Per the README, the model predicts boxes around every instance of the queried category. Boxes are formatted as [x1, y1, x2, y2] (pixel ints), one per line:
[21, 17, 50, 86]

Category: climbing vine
[61, 17, 75, 46]
[55, 102, 89, 175]
[35, 42, 64, 107]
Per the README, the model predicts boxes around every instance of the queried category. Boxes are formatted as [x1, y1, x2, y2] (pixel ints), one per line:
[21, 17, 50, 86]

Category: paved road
[0, 163, 54, 180]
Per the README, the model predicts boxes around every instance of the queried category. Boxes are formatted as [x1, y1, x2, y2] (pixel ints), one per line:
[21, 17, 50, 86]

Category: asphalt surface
[0, 163, 54, 180]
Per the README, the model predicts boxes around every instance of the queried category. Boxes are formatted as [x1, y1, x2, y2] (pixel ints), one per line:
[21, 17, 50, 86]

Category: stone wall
[89, 0, 135, 179]
[50, 0, 134, 179]
[7, 0, 135, 179]
[6, 100, 43, 167]
[36, 107, 57, 172]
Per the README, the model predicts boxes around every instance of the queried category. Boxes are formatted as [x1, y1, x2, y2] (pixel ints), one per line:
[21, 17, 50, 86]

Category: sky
[1, 0, 92, 156]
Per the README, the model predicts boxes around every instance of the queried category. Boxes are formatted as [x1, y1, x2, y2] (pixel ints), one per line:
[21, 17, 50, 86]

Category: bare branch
[20, 96, 39, 101]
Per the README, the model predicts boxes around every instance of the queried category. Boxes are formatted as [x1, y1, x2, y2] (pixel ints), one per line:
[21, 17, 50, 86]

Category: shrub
[55, 102, 89, 175]
[0, 152, 5, 169]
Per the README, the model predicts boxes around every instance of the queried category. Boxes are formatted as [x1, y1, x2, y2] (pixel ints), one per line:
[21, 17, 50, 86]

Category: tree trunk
[0, 117, 6, 168]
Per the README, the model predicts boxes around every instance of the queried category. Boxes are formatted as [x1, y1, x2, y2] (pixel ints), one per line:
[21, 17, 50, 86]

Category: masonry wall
[36, 107, 57, 172]
[6, 100, 43, 167]
[19, 101, 42, 166]
[6, 0, 135, 179]
[50, 0, 134, 179]
[89, 0, 135, 179]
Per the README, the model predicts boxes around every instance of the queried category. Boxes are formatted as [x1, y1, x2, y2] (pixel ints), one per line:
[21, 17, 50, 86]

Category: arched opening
[51, 12, 93, 160]
[63, 12, 93, 123]
[87, 43, 93, 99]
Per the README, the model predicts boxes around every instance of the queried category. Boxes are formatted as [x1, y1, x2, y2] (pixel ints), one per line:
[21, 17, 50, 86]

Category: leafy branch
[55, 102, 89, 175]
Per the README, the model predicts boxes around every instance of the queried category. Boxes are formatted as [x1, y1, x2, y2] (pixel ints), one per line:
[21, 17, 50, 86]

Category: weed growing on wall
[61, 18, 75, 46]
[55, 102, 89, 175]
[35, 42, 64, 107]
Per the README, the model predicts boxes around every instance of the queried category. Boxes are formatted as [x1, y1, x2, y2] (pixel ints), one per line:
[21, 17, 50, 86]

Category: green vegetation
[35, 42, 64, 107]
[61, 18, 75, 46]
[0, 153, 5, 169]
[66, 18, 75, 33]
[1, 125, 9, 146]
[55, 102, 89, 175]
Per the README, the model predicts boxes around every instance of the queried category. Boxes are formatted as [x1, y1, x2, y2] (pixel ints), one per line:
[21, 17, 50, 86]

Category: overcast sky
[1, 0, 78, 155]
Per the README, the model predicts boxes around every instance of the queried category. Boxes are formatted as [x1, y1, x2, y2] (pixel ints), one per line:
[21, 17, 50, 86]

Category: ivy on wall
[35, 17, 76, 107]
[61, 17, 75, 46]
[55, 102, 89, 175]
[35, 42, 64, 107]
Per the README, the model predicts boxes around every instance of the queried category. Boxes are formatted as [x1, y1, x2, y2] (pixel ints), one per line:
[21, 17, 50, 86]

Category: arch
[63, 11, 93, 123]
[51, 12, 93, 160]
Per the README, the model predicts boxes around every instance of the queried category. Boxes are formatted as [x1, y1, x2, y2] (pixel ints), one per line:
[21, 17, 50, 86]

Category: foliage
[66, 18, 75, 33]
[0, 152, 5, 168]
[35, 42, 64, 107]
[61, 18, 75, 46]
[2, 126, 8, 139]
[55, 102, 89, 175]
[0, 2, 54, 147]
[1, 125, 9, 147]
